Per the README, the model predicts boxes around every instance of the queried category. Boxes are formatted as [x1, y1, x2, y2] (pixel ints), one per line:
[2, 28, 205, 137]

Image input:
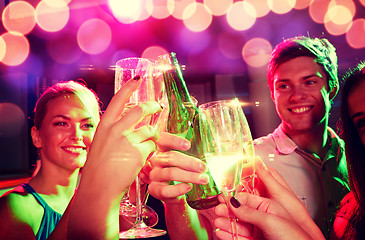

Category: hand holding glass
[199, 98, 255, 239]
[115, 57, 166, 239]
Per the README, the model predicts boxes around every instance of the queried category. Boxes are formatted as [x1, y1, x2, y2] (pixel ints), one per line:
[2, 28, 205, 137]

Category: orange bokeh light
[0, 36, 6, 62]
[147, 0, 173, 19]
[2, 1, 36, 35]
[242, 38, 272, 68]
[0, 32, 30, 66]
[203, 0, 233, 16]
[226, 1, 256, 31]
[246, 0, 270, 18]
[294, 0, 313, 10]
[171, 0, 195, 20]
[35, 0, 70, 32]
[77, 19, 112, 55]
[183, 3, 212, 32]
[308, 0, 331, 24]
[324, 5, 353, 36]
[268, 0, 296, 15]
[141, 46, 169, 61]
[346, 18, 365, 49]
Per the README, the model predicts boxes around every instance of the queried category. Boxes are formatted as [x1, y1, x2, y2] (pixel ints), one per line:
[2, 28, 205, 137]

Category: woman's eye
[83, 123, 94, 129]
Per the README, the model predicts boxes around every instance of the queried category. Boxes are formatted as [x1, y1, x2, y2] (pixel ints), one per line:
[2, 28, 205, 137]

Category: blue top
[21, 183, 62, 240]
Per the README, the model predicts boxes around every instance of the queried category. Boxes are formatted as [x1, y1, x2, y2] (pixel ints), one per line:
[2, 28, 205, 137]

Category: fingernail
[133, 75, 141, 81]
[200, 173, 209, 184]
[230, 197, 241, 208]
[200, 163, 207, 172]
[181, 139, 191, 150]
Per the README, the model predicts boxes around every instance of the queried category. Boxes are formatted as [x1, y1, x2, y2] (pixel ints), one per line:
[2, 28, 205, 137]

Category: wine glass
[198, 98, 256, 240]
[115, 57, 166, 239]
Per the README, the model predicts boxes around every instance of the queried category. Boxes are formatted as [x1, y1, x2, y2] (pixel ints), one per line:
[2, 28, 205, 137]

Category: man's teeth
[64, 147, 84, 153]
[291, 107, 311, 113]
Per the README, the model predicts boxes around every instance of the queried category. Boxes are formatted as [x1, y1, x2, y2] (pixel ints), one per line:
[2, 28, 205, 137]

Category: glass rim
[199, 98, 239, 110]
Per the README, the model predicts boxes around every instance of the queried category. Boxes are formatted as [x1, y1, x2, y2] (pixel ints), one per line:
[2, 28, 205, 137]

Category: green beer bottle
[159, 52, 220, 210]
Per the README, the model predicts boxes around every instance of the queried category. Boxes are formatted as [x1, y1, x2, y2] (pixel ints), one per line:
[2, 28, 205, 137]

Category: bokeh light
[324, 5, 353, 36]
[108, 0, 141, 24]
[171, 0, 195, 20]
[203, 0, 233, 16]
[268, 0, 296, 15]
[77, 19, 112, 55]
[47, 34, 82, 64]
[183, 2, 213, 32]
[0, 32, 29, 66]
[294, 0, 312, 10]
[2, 1, 36, 35]
[226, 1, 256, 31]
[242, 38, 272, 68]
[141, 45, 169, 61]
[346, 18, 365, 49]
[35, 0, 70, 32]
[218, 32, 244, 59]
[0, 103, 25, 137]
[147, 0, 173, 19]
[0, 36, 6, 62]
[308, 0, 331, 24]
[246, 0, 270, 18]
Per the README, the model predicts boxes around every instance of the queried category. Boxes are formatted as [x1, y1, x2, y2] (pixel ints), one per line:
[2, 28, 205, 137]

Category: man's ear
[31, 126, 42, 148]
[329, 83, 339, 101]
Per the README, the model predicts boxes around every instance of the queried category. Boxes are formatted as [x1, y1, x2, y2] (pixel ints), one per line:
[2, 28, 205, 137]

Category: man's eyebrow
[351, 112, 363, 120]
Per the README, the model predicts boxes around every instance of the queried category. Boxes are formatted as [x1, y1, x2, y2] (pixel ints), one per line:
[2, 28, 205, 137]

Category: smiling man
[254, 36, 350, 238]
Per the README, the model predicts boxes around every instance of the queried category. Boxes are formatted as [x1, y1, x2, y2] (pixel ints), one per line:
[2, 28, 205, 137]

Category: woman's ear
[31, 126, 42, 148]
[329, 83, 339, 101]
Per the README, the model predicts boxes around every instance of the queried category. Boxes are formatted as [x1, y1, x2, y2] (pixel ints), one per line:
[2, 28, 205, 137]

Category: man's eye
[54, 122, 67, 126]
[278, 84, 288, 89]
[306, 80, 316, 85]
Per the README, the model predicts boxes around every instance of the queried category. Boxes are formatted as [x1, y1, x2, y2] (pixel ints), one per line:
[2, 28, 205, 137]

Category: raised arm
[67, 77, 161, 240]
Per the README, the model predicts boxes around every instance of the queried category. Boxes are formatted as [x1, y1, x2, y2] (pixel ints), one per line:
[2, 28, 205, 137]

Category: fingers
[214, 217, 254, 240]
[148, 182, 192, 200]
[101, 76, 142, 124]
[254, 156, 293, 197]
[117, 101, 162, 131]
[150, 151, 206, 173]
[157, 132, 191, 151]
[126, 125, 159, 144]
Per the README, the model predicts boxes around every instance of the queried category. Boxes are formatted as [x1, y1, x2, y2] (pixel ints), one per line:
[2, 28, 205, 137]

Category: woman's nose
[70, 126, 83, 141]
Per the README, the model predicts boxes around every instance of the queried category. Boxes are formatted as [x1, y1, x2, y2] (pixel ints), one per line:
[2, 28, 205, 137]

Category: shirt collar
[272, 124, 298, 154]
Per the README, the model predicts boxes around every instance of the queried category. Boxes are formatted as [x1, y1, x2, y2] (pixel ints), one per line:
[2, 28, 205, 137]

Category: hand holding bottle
[148, 132, 210, 204]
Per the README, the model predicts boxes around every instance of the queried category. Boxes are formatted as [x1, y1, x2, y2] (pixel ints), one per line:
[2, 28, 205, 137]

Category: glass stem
[133, 175, 147, 228]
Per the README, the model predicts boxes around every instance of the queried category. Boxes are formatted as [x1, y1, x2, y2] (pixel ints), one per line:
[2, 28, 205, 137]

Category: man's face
[271, 56, 333, 134]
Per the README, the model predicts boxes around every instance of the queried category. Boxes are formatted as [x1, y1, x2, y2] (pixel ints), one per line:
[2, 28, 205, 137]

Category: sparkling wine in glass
[115, 57, 166, 239]
[199, 98, 256, 240]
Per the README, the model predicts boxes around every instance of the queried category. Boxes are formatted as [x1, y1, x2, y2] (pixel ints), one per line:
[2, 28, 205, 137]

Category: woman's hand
[213, 157, 324, 240]
[68, 76, 162, 240]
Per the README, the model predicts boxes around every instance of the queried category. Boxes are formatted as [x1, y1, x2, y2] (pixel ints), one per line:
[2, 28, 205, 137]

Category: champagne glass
[115, 57, 166, 239]
[199, 98, 256, 240]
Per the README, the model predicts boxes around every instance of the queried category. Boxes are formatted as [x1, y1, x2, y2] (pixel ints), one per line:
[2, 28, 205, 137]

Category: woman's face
[32, 94, 99, 171]
[348, 79, 365, 146]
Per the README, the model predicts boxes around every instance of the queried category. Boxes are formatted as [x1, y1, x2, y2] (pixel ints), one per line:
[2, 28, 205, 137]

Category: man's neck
[283, 124, 330, 159]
